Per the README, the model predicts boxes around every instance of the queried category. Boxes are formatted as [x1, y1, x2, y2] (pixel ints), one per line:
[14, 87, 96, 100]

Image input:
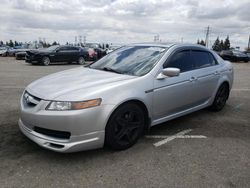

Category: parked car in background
[243, 51, 250, 60]
[84, 47, 98, 61]
[19, 43, 233, 152]
[8, 46, 25, 56]
[25, 45, 89, 65]
[220, 50, 249, 62]
[16, 51, 27, 60]
[9, 43, 43, 57]
[106, 45, 122, 54]
[85, 43, 106, 60]
[0, 46, 9, 56]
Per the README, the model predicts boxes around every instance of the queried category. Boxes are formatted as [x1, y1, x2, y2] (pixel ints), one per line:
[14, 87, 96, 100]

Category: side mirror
[157, 68, 180, 80]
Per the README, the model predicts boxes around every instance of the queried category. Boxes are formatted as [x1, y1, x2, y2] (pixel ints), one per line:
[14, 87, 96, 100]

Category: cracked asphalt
[0, 57, 249, 188]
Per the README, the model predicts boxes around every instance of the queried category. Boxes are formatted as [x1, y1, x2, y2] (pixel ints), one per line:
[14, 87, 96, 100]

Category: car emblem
[24, 94, 30, 104]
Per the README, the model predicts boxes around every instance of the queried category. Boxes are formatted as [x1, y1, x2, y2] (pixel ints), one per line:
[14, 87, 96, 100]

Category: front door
[153, 50, 197, 120]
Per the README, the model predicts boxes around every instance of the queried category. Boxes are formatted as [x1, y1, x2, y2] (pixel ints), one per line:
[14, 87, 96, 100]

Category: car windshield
[90, 46, 167, 76]
[43, 45, 59, 51]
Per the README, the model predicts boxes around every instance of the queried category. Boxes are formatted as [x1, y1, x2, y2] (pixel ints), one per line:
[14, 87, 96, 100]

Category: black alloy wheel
[105, 103, 145, 150]
[210, 83, 229, 111]
[42, 56, 50, 66]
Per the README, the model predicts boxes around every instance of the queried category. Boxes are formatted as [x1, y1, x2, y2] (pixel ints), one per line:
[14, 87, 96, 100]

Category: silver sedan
[19, 43, 234, 152]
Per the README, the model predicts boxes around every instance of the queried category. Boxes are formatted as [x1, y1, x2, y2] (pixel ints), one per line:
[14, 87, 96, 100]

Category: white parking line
[145, 129, 207, 147]
[146, 135, 207, 139]
[232, 88, 250, 91]
[152, 129, 192, 147]
[234, 103, 243, 110]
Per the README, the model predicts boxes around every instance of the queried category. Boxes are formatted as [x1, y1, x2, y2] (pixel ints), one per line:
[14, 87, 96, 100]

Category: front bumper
[25, 55, 42, 63]
[19, 119, 104, 152]
[19, 92, 114, 152]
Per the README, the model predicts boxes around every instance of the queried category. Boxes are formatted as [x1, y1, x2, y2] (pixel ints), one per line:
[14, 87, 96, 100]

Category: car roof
[126, 43, 210, 50]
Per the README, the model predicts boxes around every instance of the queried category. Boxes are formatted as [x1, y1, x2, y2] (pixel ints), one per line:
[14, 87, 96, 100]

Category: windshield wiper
[102, 67, 123, 74]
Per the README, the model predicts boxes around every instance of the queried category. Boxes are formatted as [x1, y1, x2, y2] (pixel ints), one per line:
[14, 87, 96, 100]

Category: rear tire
[78, 56, 85, 65]
[209, 83, 229, 111]
[105, 103, 145, 150]
[42, 56, 50, 66]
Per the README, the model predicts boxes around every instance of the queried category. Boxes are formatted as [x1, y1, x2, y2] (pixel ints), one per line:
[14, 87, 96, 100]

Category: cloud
[0, 0, 249, 49]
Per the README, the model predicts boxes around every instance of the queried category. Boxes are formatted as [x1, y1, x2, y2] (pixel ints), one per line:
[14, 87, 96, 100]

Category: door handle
[214, 71, 220, 75]
[189, 76, 197, 82]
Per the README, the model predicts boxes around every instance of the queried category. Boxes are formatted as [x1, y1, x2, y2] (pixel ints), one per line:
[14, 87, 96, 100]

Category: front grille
[23, 91, 41, 107]
[33, 126, 71, 139]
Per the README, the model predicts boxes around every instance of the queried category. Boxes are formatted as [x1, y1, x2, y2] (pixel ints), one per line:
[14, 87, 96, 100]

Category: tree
[212, 37, 221, 51]
[197, 39, 200, 45]
[220, 40, 224, 50]
[0, 41, 3, 46]
[224, 35, 230, 50]
[200, 39, 206, 46]
[52, 41, 59, 45]
[9, 40, 14, 47]
[14, 41, 19, 47]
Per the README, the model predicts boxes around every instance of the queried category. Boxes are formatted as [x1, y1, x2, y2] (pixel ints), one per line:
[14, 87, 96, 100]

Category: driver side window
[164, 50, 194, 72]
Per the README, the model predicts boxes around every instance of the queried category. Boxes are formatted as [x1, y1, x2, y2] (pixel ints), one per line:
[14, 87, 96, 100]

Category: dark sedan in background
[220, 50, 249, 62]
[25, 45, 89, 65]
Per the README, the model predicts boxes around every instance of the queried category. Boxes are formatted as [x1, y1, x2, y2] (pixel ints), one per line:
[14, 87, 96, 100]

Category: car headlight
[46, 98, 102, 111]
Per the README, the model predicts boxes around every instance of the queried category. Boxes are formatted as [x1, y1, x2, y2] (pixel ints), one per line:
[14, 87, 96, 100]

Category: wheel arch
[105, 99, 151, 131]
[220, 81, 230, 99]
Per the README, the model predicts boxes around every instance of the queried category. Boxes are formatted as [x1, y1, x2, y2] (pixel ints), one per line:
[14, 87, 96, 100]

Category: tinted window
[165, 50, 194, 72]
[208, 53, 217, 65]
[59, 47, 68, 51]
[192, 51, 213, 69]
[69, 47, 79, 51]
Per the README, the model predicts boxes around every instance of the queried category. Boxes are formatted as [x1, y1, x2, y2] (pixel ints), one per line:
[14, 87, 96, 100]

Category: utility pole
[75, 36, 77, 46]
[205, 26, 210, 48]
[79, 35, 82, 46]
[154, 34, 160, 42]
[248, 35, 250, 50]
[83, 36, 86, 44]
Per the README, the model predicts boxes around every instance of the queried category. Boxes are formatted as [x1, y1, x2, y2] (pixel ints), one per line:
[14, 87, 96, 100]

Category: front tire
[210, 83, 229, 111]
[105, 103, 145, 150]
[42, 56, 50, 66]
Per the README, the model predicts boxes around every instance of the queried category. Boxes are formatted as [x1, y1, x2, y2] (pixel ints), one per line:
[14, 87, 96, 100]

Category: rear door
[69, 47, 80, 61]
[190, 50, 220, 104]
[54, 46, 68, 62]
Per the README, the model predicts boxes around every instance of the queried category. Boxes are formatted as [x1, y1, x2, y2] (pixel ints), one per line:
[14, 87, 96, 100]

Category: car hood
[27, 50, 46, 55]
[26, 67, 136, 100]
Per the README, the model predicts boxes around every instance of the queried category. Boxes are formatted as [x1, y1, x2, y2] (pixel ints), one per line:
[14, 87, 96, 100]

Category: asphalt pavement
[0, 57, 249, 188]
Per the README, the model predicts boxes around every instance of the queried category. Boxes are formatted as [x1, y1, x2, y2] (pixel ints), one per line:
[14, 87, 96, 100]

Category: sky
[0, 0, 249, 49]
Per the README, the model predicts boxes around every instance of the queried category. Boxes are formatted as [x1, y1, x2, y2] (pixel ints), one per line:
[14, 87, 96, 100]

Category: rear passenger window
[70, 47, 79, 51]
[165, 50, 194, 72]
[192, 51, 214, 69]
[208, 53, 218, 65]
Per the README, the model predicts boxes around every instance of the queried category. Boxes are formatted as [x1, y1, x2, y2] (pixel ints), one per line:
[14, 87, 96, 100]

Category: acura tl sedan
[19, 43, 233, 153]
